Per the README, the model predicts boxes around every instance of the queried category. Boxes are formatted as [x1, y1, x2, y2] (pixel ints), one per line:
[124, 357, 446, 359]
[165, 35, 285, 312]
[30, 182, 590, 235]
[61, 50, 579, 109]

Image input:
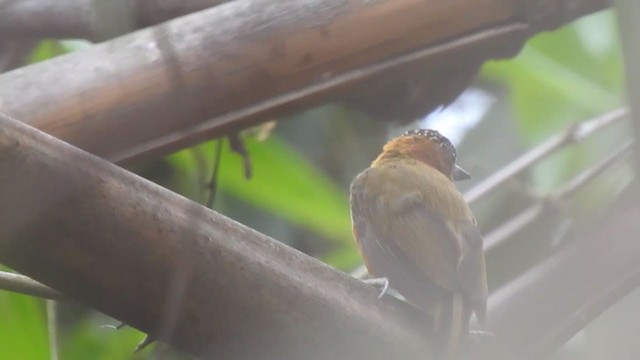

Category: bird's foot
[363, 277, 390, 299]
[101, 322, 155, 353]
[134, 335, 156, 353]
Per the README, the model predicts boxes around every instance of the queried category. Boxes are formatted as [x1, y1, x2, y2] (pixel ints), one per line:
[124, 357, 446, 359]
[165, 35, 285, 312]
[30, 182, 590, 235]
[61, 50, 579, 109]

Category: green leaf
[482, 10, 623, 143]
[0, 293, 49, 360]
[167, 135, 358, 269]
[28, 40, 69, 64]
[28, 39, 92, 64]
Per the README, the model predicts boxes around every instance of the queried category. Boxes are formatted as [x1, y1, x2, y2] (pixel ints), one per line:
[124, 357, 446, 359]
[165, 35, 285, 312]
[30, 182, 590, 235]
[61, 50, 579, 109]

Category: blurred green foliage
[483, 10, 626, 195]
[166, 135, 359, 269]
[484, 11, 623, 142]
[0, 292, 49, 359]
[0, 7, 633, 360]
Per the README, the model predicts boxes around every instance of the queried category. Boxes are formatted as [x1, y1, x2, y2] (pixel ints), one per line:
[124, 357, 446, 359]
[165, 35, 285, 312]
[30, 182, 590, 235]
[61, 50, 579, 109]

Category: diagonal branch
[0, 113, 433, 360]
[484, 140, 633, 253]
[615, 0, 640, 174]
[0, 0, 609, 165]
[465, 107, 628, 204]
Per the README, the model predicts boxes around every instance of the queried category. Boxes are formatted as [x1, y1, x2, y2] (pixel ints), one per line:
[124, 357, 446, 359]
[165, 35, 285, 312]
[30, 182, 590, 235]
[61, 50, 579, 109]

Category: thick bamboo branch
[0, 0, 136, 41]
[0, 0, 227, 41]
[0, 0, 609, 165]
[0, 114, 432, 359]
[134, 0, 229, 27]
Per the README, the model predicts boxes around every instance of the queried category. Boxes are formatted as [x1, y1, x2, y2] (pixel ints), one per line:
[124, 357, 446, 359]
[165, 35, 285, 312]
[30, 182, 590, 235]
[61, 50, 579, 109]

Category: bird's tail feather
[434, 294, 465, 359]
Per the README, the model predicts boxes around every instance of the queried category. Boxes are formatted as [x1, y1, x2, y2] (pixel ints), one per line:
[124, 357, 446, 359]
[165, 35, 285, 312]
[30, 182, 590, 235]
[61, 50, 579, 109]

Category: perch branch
[0, 113, 433, 360]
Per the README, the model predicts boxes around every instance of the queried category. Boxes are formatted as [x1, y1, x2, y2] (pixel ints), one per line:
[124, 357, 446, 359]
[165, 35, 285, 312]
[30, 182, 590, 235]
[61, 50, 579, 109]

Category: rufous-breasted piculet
[349, 129, 487, 359]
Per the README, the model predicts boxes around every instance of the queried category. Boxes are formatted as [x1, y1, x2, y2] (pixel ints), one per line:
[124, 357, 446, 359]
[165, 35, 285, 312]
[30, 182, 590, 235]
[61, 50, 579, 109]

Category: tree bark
[0, 0, 609, 164]
[0, 113, 433, 359]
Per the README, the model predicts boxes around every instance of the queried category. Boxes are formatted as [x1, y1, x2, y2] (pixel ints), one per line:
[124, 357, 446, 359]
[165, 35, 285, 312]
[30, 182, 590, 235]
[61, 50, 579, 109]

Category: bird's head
[373, 129, 471, 181]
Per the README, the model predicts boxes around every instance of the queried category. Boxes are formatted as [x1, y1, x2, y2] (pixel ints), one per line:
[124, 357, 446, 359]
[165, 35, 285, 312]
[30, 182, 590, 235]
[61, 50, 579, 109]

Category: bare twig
[557, 142, 632, 199]
[205, 138, 224, 208]
[0, 271, 65, 301]
[46, 300, 60, 360]
[484, 140, 633, 253]
[483, 204, 545, 253]
[615, 1, 640, 174]
[228, 133, 252, 180]
[465, 108, 628, 204]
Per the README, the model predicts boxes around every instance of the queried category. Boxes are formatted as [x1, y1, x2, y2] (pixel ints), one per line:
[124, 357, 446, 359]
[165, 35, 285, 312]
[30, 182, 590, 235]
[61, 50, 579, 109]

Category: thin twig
[615, 1, 640, 174]
[483, 204, 545, 253]
[464, 108, 628, 204]
[556, 142, 632, 199]
[484, 140, 633, 253]
[205, 138, 224, 208]
[47, 300, 60, 360]
[0, 270, 66, 301]
[229, 133, 253, 180]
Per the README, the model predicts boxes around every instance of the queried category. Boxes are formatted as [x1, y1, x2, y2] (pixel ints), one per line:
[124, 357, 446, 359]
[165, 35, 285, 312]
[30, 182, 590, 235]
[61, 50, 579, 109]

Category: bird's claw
[363, 277, 390, 299]
[134, 335, 156, 353]
[101, 321, 154, 353]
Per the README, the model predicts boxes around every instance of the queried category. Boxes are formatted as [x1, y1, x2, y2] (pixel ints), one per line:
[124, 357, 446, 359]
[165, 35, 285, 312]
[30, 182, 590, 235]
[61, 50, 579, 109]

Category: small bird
[350, 129, 487, 359]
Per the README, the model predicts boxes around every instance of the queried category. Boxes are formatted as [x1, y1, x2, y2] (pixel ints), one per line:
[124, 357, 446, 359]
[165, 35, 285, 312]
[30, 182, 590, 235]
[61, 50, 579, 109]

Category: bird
[349, 129, 487, 359]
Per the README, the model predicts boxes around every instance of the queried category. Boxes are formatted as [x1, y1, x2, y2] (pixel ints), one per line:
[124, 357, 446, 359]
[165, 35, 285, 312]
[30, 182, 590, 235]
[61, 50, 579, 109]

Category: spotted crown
[402, 129, 456, 160]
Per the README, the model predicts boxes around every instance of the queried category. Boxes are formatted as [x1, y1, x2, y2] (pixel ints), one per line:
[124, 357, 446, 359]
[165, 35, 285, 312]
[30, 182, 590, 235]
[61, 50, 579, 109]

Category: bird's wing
[351, 165, 487, 319]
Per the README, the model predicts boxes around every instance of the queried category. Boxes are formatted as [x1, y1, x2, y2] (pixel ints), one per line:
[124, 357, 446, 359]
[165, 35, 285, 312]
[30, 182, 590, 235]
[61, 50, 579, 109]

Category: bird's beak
[452, 164, 471, 181]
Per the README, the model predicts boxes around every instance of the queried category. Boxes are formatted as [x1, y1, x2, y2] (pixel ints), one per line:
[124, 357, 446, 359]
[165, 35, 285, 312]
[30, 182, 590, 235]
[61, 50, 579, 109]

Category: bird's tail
[434, 294, 466, 360]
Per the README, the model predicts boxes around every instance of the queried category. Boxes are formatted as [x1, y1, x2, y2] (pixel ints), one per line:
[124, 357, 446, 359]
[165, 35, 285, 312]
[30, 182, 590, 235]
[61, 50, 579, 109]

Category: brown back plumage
[350, 130, 487, 359]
